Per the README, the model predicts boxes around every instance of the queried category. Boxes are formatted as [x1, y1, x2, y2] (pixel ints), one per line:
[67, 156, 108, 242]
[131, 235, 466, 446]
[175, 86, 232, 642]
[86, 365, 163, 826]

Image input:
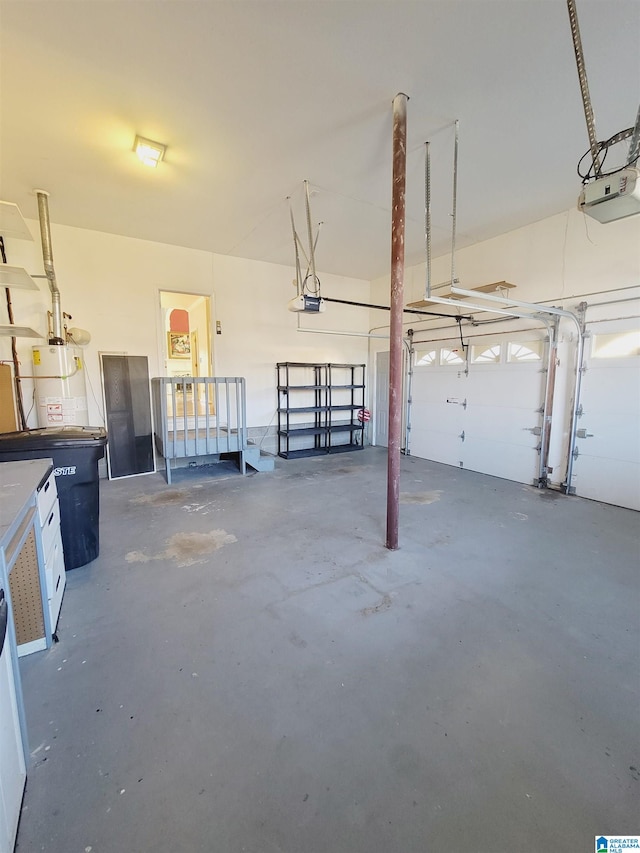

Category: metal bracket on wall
[575, 428, 593, 439]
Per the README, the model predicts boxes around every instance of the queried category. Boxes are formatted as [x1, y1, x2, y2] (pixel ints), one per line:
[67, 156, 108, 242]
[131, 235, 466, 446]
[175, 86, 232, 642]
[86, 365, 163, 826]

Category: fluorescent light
[133, 135, 166, 168]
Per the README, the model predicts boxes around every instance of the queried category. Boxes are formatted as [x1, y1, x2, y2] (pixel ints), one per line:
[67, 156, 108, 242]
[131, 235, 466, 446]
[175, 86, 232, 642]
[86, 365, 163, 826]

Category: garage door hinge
[528, 426, 542, 436]
[459, 430, 465, 442]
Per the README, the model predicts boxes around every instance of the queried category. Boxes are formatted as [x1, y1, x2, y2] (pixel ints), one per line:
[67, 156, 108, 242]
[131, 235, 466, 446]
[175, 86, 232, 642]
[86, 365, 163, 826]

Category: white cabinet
[36, 471, 66, 635]
[0, 602, 26, 853]
[0, 460, 56, 853]
[9, 469, 65, 657]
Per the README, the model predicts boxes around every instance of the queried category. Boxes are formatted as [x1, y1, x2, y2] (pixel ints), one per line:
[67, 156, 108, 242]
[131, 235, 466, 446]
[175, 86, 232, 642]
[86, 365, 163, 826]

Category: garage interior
[0, 1, 639, 852]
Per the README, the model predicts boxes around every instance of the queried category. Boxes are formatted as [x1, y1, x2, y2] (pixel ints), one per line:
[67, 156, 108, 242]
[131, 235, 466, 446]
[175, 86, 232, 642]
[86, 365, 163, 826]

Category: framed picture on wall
[167, 332, 191, 358]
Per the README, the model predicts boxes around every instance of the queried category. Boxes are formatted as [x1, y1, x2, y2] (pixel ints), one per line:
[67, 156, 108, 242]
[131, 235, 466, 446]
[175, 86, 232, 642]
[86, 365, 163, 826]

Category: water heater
[33, 345, 89, 427]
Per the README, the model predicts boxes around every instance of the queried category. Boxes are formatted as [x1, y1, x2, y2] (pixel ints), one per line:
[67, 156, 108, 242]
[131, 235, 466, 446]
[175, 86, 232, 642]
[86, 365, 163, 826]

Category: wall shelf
[0, 325, 42, 339]
[0, 202, 34, 242]
[277, 362, 365, 459]
[0, 265, 39, 291]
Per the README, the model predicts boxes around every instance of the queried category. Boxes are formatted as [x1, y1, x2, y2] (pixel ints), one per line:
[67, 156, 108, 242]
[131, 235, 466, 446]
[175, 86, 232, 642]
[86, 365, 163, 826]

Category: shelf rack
[277, 362, 366, 459]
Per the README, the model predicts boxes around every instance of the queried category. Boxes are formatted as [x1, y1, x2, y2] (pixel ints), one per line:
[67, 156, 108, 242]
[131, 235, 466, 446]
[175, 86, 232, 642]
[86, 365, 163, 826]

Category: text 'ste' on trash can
[0, 427, 108, 569]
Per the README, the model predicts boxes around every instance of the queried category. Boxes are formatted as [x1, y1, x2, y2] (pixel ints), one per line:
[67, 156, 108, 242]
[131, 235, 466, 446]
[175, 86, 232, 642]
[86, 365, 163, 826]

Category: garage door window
[415, 350, 437, 367]
[592, 331, 640, 359]
[440, 348, 465, 366]
[471, 344, 501, 364]
[507, 341, 543, 362]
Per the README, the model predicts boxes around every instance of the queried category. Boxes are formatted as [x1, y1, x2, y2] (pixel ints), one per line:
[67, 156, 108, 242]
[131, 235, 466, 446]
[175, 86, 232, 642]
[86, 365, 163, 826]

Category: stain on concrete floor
[130, 489, 189, 506]
[361, 593, 393, 616]
[400, 490, 442, 504]
[125, 529, 237, 567]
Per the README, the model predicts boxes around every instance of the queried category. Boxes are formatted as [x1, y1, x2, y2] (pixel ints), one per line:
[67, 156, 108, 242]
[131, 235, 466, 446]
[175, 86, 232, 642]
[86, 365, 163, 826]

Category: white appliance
[578, 167, 640, 223]
[287, 294, 326, 313]
[33, 345, 89, 427]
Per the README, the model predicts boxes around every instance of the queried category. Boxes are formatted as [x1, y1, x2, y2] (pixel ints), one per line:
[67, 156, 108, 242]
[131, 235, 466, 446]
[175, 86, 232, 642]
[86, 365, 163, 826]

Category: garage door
[570, 320, 640, 511]
[410, 333, 546, 485]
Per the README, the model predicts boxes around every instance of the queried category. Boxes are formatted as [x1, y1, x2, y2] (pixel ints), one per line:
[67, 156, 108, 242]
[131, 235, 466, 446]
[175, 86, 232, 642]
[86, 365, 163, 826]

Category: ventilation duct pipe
[35, 189, 64, 344]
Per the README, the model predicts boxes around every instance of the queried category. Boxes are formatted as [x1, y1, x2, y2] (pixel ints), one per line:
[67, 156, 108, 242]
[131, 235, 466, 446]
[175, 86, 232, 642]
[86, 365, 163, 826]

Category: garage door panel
[467, 368, 543, 405]
[410, 334, 544, 486]
[571, 318, 640, 509]
[465, 405, 540, 443]
[572, 456, 640, 510]
[412, 373, 467, 404]
[411, 402, 463, 433]
[463, 436, 539, 483]
[576, 423, 640, 464]
[411, 427, 462, 468]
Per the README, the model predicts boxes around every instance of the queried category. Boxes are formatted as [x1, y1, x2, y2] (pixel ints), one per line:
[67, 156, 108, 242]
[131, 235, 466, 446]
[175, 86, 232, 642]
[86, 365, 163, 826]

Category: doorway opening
[160, 291, 213, 378]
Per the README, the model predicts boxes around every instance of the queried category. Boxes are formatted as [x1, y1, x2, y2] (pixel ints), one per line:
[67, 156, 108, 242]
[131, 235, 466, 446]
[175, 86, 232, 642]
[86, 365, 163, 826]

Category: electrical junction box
[578, 167, 640, 223]
[287, 294, 326, 313]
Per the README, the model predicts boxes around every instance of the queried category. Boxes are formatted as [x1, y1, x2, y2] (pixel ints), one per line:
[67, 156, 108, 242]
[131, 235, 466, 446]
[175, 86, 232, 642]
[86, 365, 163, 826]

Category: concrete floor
[15, 448, 639, 853]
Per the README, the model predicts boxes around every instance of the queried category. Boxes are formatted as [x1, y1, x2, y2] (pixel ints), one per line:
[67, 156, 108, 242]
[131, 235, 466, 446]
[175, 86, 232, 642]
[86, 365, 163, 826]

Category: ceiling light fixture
[133, 135, 166, 168]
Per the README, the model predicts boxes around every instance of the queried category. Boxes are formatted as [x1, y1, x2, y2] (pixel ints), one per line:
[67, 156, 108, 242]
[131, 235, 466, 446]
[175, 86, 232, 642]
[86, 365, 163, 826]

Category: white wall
[369, 207, 640, 485]
[0, 221, 371, 431]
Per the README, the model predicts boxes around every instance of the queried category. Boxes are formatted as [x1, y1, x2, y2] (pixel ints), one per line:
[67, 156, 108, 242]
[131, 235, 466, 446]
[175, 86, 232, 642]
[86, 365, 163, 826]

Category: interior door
[570, 320, 640, 510]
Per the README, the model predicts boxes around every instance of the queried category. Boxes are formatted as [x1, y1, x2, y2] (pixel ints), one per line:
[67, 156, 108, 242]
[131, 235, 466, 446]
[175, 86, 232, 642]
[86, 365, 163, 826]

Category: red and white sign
[357, 408, 371, 423]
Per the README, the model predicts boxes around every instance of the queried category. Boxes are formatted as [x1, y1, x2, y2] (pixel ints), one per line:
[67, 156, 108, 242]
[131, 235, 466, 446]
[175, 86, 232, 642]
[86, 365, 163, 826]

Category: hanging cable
[577, 122, 639, 182]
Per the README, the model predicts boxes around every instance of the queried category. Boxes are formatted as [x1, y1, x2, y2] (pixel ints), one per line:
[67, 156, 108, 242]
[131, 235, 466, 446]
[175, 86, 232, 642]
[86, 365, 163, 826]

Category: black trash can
[0, 427, 108, 569]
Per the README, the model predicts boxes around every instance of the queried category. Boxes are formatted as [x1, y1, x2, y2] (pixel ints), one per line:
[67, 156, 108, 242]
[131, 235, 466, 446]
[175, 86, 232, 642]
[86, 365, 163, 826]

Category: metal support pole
[386, 92, 408, 550]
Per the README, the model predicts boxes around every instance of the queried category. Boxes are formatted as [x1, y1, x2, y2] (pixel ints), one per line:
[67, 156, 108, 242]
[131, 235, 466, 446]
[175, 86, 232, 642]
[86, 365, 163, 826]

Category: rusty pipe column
[386, 92, 408, 550]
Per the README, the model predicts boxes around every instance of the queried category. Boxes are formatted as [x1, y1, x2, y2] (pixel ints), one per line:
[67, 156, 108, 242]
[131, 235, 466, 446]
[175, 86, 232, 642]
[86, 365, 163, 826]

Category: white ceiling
[1, 0, 638, 282]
